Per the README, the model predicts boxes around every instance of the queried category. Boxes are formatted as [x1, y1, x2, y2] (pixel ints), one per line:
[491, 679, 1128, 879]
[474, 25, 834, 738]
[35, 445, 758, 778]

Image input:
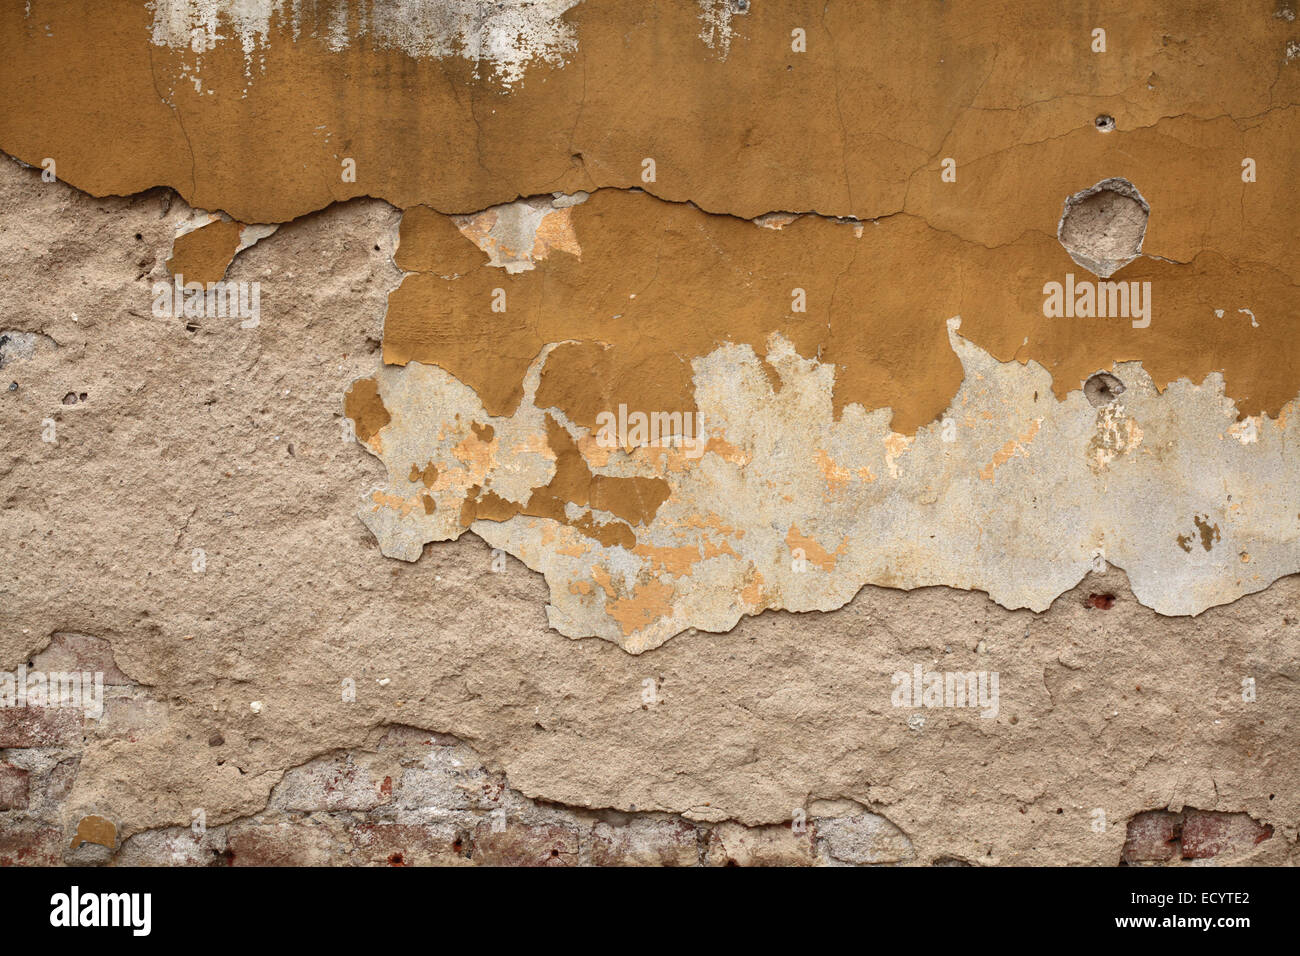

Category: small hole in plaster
[134, 233, 143, 240]
[1087, 593, 1116, 610]
[1058, 178, 1149, 277]
[1084, 371, 1126, 406]
[1095, 114, 1115, 132]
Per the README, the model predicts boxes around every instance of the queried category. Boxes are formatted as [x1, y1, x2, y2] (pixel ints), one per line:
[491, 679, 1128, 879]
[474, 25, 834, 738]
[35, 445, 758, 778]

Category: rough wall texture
[1, 0, 1297, 865]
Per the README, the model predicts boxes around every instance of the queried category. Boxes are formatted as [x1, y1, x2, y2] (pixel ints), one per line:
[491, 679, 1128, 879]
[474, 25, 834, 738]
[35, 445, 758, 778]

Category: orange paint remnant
[541, 416, 670, 527]
[591, 566, 616, 599]
[10, 8, 1300, 435]
[704, 437, 749, 465]
[458, 417, 660, 548]
[978, 419, 1041, 482]
[786, 525, 850, 571]
[531, 205, 582, 261]
[815, 448, 852, 490]
[569, 579, 594, 596]
[458, 485, 521, 524]
[453, 204, 581, 269]
[570, 513, 635, 550]
[634, 543, 701, 576]
[372, 490, 428, 518]
[394, 205, 487, 275]
[682, 513, 743, 538]
[344, 377, 391, 448]
[1193, 514, 1221, 552]
[166, 218, 243, 283]
[452, 430, 497, 480]
[452, 208, 500, 254]
[70, 815, 116, 850]
[511, 432, 556, 459]
[408, 462, 439, 488]
[700, 538, 738, 560]
[385, 192, 1300, 442]
[603, 579, 675, 637]
[883, 432, 915, 478]
[741, 570, 765, 606]
[576, 433, 613, 467]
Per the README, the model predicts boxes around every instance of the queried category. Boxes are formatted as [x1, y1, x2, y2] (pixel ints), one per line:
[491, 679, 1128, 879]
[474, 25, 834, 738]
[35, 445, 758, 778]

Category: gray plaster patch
[1057, 178, 1150, 278]
[0, 330, 56, 370]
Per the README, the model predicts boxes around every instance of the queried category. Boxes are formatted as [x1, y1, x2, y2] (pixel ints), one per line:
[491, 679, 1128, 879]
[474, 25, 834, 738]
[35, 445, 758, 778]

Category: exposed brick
[116, 827, 229, 867]
[705, 821, 816, 866]
[0, 706, 83, 747]
[590, 818, 699, 866]
[472, 822, 579, 866]
[226, 821, 346, 866]
[1121, 810, 1181, 863]
[0, 824, 63, 866]
[272, 755, 392, 812]
[817, 813, 914, 864]
[1181, 810, 1272, 860]
[30, 757, 78, 813]
[394, 747, 500, 812]
[349, 823, 471, 866]
[0, 763, 29, 809]
[30, 632, 132, 685]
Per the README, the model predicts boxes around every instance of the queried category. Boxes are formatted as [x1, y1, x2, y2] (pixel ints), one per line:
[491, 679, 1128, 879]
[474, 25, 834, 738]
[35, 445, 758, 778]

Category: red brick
[590, 819, 699, 866]
[349, 823, 471, 866]
[1121, 810, 1181, 863]
[1181, 810, 1272, 860]
[30, 632, 132, 685]
[272, 755, 392, 812]
[705, 821, 817, 866]
[226, 821, 346, 866]
[0, 707, 83, 747]
[0, 824, 63, 866]
[472, 822, 578, 867]
[0, 764, 29, 810]
[115, 828, 226, 867]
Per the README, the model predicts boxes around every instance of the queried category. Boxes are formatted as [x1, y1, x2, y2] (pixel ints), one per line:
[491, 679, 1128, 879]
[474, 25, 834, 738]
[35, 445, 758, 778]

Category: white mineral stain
[147, 0, 581, 87]
[697, 0, 741, 58]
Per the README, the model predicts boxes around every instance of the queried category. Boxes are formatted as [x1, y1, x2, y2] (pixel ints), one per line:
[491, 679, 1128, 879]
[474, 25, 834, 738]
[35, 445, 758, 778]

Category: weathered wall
[1, 0, 1297, 865]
